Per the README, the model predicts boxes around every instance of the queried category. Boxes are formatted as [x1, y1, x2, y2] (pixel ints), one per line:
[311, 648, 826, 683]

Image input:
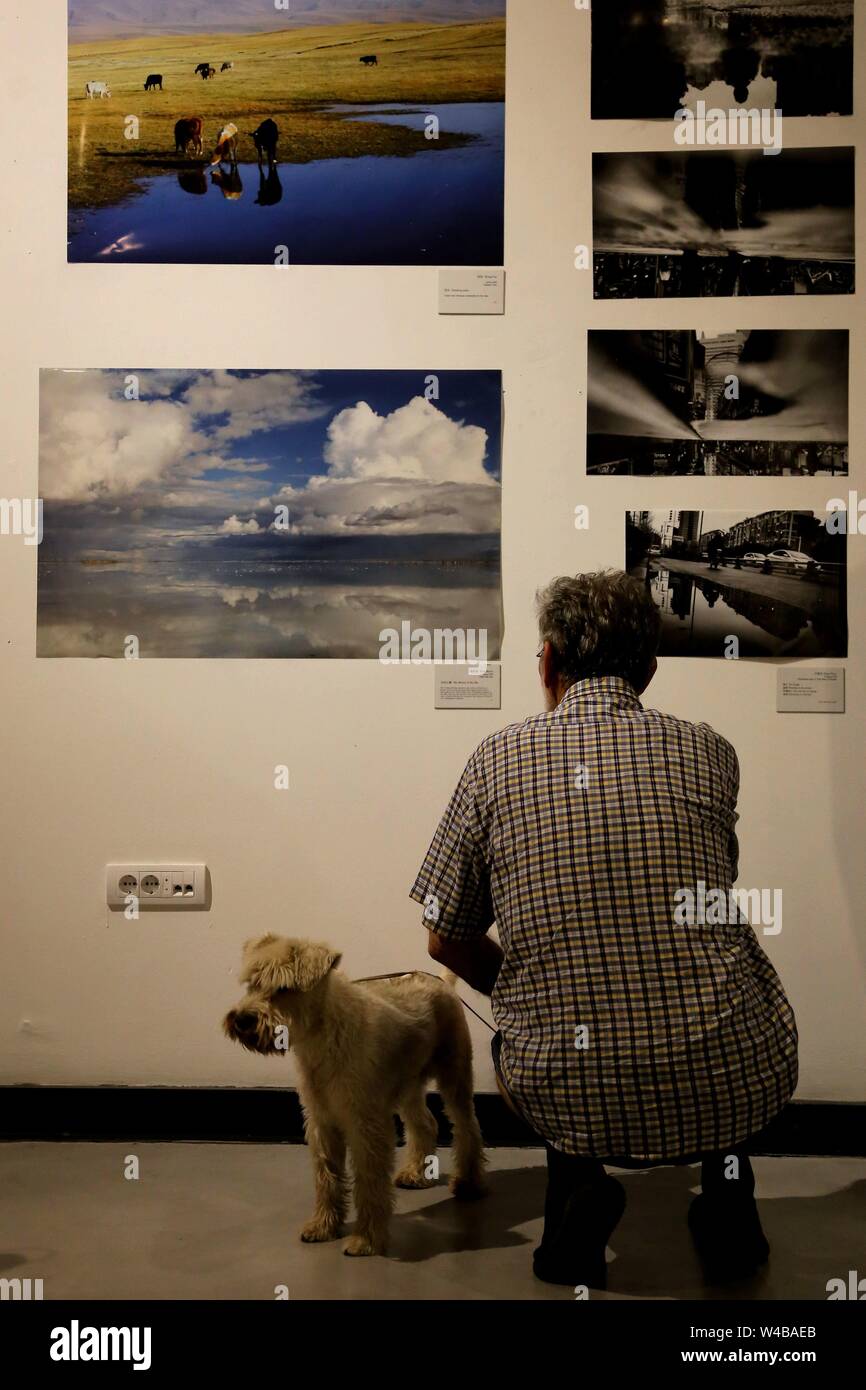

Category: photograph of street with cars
[626, 509, 848, 658]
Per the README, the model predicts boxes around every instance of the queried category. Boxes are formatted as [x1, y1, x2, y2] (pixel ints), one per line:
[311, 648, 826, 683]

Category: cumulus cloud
[220, 515, 262, 535]
[324, 396, 490, 484]
[181, 370, 325, 444]
[273, 395, 499, 537]
[39, 373, 199, 502]
[39, 370, 323, 503]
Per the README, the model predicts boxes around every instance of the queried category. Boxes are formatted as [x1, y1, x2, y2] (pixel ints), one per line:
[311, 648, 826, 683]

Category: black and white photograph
[627, 509, 848, 657]
[588, 329, 848, 476]
[592, 2, 854, 120]
[593, 148, 855, 299]
[37, 369, 502, 658]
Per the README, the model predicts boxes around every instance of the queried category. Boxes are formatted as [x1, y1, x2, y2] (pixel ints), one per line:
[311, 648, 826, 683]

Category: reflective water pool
[68, 102, 505, 266]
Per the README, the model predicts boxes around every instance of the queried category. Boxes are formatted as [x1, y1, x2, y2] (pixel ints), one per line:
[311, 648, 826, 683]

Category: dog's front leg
[344, 1117, 394, 1257]
[300, 1117, 347, 1244]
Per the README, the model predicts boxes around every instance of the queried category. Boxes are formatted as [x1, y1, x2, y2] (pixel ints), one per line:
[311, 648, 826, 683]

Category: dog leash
[352, 971, 496, 1034]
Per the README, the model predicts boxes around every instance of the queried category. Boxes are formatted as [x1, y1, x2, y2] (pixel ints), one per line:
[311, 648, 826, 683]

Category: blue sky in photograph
[39, 369, 502, 563]
[69, 1, 505, 41]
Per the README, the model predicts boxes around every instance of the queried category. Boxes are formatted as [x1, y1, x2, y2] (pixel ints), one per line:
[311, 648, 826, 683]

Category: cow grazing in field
[211, 122, 239, 166]
[360, 55, 378, 66]
[250, 119, 279, 168]
[221, 62, 234, 72]
[194, 63, 211, 75]
[144, 74, 163, 91]
[85, 81, 111, 99]
[175, 117, 204, 157]
[201, 65, 217, 80]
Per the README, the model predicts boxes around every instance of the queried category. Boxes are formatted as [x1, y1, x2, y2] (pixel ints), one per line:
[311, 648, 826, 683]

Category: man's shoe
[533, 1176, 626, 1289]
[688, 1192, 770, 1282]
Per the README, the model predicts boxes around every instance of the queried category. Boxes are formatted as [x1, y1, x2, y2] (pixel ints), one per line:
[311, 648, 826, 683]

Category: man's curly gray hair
[536, 570, 661, 691]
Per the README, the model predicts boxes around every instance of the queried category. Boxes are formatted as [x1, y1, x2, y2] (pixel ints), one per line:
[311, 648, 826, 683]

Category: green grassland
[68, 19, 505, 210]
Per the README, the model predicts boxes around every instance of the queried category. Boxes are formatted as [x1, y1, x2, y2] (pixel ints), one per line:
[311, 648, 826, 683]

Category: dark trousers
[491, 1032, 758, 1238]
[543, 1142, 756, 1240]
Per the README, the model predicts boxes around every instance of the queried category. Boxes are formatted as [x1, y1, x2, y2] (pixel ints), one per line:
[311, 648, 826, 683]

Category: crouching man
[410, 571, 798, 1288]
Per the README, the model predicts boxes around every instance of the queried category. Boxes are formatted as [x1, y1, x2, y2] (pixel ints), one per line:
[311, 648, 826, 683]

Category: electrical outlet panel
[106, 864, 207, 908]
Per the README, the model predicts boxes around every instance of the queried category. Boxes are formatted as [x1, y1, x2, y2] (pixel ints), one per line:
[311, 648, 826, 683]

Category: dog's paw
[343, 1234, 382, 1257]
[450, 1176, 489, 1202]
[395, 1166, 436, 1190]
[300, 1217, 341, 1243]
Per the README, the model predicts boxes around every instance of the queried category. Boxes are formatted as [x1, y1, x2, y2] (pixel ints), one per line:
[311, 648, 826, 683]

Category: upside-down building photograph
[591, 1, 854, 120]
[592, 147, 855, 299]
[1, 0, 865, 1360]
[588, 328, 849, 476]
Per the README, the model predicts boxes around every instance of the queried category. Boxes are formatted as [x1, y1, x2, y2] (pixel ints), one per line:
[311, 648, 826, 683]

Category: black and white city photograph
[592, 2, 854, 120]
[593, 148, 855, 299]
[627, 509, 848, 657]
[588, 329, 849, 476]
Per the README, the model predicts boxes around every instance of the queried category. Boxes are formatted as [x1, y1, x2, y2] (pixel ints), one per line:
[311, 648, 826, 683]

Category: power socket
[107, 864, 207, 907]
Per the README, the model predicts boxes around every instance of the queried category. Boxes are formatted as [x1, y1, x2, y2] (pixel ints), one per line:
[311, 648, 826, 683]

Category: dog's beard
[223, 1006, 288, 1055]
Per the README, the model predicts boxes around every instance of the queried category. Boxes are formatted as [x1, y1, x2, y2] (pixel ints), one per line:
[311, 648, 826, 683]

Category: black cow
[144, 74, 163, 91]
[250, 118, 279, 168]
[201, 65, 217, 80]
[194, 63, 211, 76]
[360, 54, 378, 66]
[221, 62, 234, 72]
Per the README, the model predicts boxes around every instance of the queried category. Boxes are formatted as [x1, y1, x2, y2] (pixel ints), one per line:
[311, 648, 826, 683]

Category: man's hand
[427, 930, 503, 997]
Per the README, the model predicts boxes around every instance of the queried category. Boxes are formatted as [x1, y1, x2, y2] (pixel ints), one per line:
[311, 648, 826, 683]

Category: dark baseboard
[0, 1088, 863, 1155]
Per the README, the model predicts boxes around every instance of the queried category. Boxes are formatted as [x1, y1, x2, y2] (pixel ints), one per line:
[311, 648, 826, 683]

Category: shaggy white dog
[224, 935, 487, 1256]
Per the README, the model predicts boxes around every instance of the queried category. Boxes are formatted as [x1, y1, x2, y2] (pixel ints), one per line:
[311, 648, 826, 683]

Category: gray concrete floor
[1, 1143, 863, 1300]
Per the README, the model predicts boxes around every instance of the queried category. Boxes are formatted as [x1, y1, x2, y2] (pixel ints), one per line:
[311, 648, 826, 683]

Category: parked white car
[767, 549, 821, 572]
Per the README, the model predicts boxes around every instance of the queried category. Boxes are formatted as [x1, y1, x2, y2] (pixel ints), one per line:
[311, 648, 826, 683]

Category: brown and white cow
[211, 122, 239, 166]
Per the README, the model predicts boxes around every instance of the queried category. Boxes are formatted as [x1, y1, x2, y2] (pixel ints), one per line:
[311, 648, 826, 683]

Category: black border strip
[0, 1088, 863, 1154]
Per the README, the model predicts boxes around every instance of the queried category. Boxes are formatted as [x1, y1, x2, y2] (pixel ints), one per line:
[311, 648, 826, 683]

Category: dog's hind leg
[299, 1117, 347, 1244]
[436, 1024, 488, 1201]
[344, 1116, 395, 1257]
[395, 1086, 439, 1189]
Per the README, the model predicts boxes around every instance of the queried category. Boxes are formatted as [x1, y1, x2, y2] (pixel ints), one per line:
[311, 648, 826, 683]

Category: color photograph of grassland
[68, 1, 506, 265]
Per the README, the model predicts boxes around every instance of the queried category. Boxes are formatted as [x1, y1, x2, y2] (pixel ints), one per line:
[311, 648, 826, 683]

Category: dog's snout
[235, 1011, 257, 1033]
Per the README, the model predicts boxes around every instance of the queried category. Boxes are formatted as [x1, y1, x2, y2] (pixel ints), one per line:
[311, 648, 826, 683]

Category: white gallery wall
[0, 0, 863, 1098]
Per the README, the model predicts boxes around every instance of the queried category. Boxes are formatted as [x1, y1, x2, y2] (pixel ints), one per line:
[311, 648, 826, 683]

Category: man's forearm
[427, 929, 503, 996]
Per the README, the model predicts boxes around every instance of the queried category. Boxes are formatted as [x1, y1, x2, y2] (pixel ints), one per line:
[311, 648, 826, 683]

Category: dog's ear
[293, 943, 342, 993]
[240, 937, 341, 995]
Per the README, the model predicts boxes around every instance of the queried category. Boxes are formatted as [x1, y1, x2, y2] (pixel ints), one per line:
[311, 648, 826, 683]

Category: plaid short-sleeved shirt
[410, 676, 798, 1160]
